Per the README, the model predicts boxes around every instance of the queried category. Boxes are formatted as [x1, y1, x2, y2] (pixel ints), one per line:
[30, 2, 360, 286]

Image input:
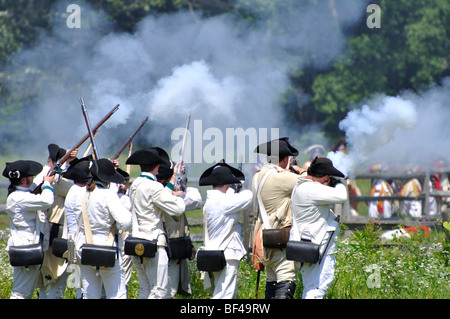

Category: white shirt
[64, 183, 86, 238]
[65, 183, 132, 248]
[6, 181, 54, 247]
[184, 187, 203, 211]
[84, 184, 132, 246]
[290, 178, 347, 255]
[129, 172, 185, 245]
[203, 188, 252, 260]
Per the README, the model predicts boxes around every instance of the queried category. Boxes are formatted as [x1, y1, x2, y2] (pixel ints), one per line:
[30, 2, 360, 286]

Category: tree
[289, 0, 450, 139]
[0, 0, 54, 65]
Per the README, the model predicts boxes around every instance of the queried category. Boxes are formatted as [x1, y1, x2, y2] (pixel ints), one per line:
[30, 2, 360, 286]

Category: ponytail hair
[86, 176, 96, 193]
[7, 183, 17, 196]
[7, 178, 21, 196]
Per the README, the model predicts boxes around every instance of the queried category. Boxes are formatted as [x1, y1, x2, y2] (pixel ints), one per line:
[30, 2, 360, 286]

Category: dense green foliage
[303, 0, 450, 137]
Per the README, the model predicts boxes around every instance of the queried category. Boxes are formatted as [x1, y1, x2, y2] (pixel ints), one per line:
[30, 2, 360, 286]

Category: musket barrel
[62, 103, 119, 163]
[112, 116, 149, 160]
[80, 97, 100, 159]
[175, 114, 191, 191]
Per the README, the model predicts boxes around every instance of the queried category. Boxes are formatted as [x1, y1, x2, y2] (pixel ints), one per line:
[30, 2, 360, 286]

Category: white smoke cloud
[329, 78, 450, 176]
[148, 60, 242, 124]
[0, 0, 369, 162]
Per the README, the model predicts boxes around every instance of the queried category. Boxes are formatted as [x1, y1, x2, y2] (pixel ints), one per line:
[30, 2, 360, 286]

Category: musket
[32, 103, 120, 194]
[255, 269, 261, 298]
[83, 131, 98, 157]
[230, 154, 243, 192]
[175, 114, 191, 192]
[80, 97, 99, 159]
[112, 116, 149, 160]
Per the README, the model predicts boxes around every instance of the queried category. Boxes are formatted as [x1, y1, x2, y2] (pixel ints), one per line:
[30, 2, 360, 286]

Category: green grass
[330, 220, 450, 298]
[1, 219, 449, 299]
[1, 177, 450, 299]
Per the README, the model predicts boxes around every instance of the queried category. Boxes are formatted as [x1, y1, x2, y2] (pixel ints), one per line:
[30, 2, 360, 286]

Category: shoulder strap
[129, 187, 144, 238]
[81, 192, 114, 246]
[290, 184, 301, 240]
[81, 193, 93, 244]
[253, 168, 276, 229]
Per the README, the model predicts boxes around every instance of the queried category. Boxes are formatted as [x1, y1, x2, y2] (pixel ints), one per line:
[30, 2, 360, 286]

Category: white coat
[203, 188, 252, 261]
[290, 178, 347, 255]
[6, 181, 54, 299]
[202, 187, 252, 299]
[7, 181, 54, 247]
[290, 177, 347, 299]
[82, 183, 132, 246]
[64, 183, 86, 239]
[128, 173, 185, 245]
[128, 172, 185, 299]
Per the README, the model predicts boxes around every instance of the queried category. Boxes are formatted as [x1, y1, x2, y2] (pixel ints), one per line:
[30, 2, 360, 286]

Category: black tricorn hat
[156, 161, 175, 180]
[48, 144, 66, 162]
[2, 160, 43, 179]
[90, 158, 125, 184]
[199, 160, 244, 186]
[116, 168, 130, 181]
[307, 156, 345, 178]
[126, 147, 170, 166]
[254, 137, 299, 158]
[62, 156, 92, 183]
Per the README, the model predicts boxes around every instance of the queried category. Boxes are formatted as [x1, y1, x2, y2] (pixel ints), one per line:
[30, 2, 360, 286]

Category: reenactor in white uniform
[33, 144, 78, 298]
[3, 160, 55, 299]
[157, 161, 202, 298]
[77, 158, 132, 299]
[199, 161, 252, 298]
[126, 147, 185, 299]
[61, 156, 92, 298]
[290, 157, 347, 298]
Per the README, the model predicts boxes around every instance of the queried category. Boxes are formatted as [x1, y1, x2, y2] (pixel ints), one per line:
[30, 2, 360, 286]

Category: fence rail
[339, 168, 450, 229]
[2, 170, 449, 240]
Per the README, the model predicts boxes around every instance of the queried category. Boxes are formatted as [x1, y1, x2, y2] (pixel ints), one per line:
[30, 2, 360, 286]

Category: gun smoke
[3, 0, 449, 175]
[328, 77, 450, 177]
[0, 0, 369, 166]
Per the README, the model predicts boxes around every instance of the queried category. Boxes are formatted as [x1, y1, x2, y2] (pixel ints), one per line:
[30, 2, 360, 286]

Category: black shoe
[274, 280, 296, 299]
[264, 281, 277, 299]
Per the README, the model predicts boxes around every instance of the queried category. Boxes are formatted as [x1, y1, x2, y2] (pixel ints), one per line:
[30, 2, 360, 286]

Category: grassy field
[1, 214, 449, 299]
[1, 175, 449, 299]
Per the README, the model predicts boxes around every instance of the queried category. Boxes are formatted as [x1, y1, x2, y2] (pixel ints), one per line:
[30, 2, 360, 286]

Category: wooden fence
[2, 169, 449, 243]
[336, 168, 450, 231]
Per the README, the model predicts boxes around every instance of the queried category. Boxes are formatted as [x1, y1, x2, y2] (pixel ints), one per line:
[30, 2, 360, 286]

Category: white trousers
[39, 271, 69, 299]
[263, 248, 297, 283]
[10, 265, 41, 299]
[301, 254, 336, 299]
[80, 259, 127, 299]
[166, 259, 180, 298]
[133, 247, 169, 299]
[211, 260, 239, 299]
